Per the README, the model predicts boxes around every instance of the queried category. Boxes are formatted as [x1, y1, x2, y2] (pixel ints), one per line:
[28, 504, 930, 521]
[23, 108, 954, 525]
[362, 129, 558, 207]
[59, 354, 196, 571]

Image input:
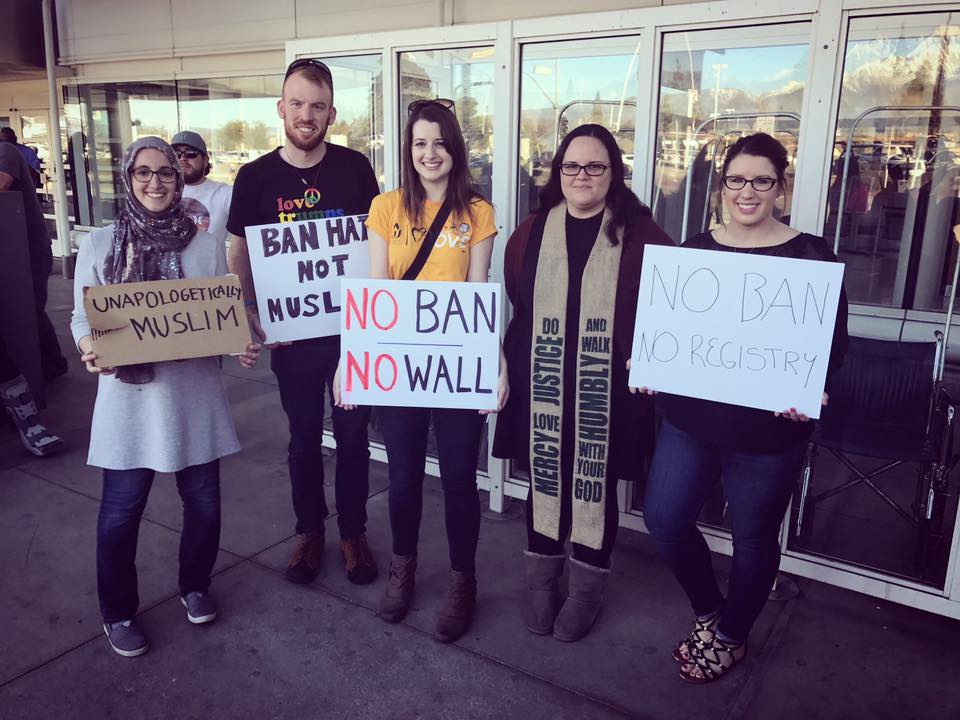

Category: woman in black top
[639, 133, 848, 683]
[494, 124, 670, 641]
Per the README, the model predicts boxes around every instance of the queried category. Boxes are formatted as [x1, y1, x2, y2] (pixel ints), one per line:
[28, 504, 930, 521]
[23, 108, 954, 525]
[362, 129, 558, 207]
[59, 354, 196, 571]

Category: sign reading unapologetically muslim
[244, 214, 370, 343]
[339, 279, 501, 410]
[628, 245, 844, 419]
[83, 275, 250, 367]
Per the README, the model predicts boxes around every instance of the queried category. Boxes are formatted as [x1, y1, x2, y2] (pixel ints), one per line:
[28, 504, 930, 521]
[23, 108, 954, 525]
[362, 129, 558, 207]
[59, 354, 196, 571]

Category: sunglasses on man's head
[174, 149, 201, 160]
[284, 58, 333, 82]
[407, 98, 456, 116]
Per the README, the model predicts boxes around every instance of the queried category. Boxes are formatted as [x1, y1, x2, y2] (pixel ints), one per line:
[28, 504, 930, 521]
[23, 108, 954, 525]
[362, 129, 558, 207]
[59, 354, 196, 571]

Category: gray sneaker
[102, 619, 149, 657]
[181, 591, 217, 624]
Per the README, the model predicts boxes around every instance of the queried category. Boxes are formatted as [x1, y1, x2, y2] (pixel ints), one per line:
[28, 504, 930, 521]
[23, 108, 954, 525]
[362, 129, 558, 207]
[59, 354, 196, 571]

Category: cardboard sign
[244, 215, 370, 343]
[340, 279, 501, 410]
[83, 275, 250, 367]
[628, 245, 844, 419]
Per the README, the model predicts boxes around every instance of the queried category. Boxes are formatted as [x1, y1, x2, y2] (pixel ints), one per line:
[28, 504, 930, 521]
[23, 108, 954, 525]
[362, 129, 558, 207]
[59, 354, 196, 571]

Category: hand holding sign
[628, 246, 844, 419]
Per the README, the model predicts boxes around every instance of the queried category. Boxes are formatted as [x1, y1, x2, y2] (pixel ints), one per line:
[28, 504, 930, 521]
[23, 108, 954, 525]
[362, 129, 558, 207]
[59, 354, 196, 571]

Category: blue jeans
[272, 339, 371, 539]
[97, 459, 221, 623]
[380, 406, 485, 573]
[644, 419, 803, 643]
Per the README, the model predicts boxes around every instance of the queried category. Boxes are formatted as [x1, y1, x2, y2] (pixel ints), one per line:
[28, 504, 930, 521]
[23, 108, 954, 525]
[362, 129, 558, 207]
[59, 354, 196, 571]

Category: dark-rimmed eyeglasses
[132, 166, 177, 184]
[722, 175, 777, 192]
[174, 148, 202, 160]
[407, 98, 456, 116]
[284, 58, 333, 82]
[559, 162, 609, 177]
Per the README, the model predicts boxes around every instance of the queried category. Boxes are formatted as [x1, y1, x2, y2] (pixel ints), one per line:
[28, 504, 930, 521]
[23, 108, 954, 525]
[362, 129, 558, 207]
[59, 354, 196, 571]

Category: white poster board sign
[340, 278, 501, 410]
[244, 214, 370, 343]
[628, 245, 844, 419]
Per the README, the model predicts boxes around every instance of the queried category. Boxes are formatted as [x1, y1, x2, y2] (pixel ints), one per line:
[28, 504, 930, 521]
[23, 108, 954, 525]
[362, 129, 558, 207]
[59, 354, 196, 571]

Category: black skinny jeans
[380, 406, 485, 573]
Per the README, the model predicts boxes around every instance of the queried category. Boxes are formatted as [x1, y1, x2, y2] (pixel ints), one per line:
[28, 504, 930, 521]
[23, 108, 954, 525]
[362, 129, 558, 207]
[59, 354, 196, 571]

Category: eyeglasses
[407, 98, 456, 116]
[559, 162, 609, 177]
[722, 175, 777, 192]
[174, 148, 202, 160]
[131, 166, 177, 184]
[284, 58, 333, 82]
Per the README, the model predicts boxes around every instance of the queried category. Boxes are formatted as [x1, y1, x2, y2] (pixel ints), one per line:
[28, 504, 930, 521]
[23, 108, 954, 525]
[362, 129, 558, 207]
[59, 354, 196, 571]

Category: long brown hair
[401, 101, 480, 226]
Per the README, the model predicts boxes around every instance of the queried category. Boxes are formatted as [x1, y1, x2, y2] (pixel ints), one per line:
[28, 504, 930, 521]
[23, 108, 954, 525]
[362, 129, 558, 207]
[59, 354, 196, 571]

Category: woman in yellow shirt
[350, 99, 506, 642]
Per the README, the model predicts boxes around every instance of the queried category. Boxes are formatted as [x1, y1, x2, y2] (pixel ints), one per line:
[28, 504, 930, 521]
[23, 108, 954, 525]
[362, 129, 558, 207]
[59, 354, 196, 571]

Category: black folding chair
[794, 332, 957, 575]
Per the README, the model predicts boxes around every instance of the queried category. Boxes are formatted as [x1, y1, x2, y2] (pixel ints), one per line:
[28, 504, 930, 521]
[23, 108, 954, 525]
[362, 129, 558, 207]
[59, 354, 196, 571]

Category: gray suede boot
[552, 556, 610, 642]
[522, 551, 565, 635]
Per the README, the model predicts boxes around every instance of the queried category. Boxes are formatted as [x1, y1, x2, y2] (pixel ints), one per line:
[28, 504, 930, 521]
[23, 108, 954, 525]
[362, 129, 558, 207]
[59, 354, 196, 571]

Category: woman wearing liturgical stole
[493, 123, 671, 642]
[71, 137, 260, 658]
[639, 133, 848, 683]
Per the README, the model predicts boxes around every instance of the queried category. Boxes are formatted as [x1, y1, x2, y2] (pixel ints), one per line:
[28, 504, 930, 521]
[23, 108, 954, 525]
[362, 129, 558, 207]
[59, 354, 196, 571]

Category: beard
[181, 163, 205, 184]
[284, 117, 328, 152]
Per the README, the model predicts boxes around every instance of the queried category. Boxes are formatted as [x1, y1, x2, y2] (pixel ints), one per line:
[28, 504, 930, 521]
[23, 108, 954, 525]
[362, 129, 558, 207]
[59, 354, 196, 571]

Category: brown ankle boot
[285, 530, 325, 585]
[379, 554, 417, 623]
[340, 534, 378, 585]
[434, 570, 477, 643]
[522, 551, 565, 635]
[552, 557, 609, 642]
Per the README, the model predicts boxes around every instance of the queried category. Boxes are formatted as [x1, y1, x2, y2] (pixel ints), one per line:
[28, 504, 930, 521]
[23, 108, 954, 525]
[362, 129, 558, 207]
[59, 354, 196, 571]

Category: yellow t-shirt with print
[365, 189, 497, 282]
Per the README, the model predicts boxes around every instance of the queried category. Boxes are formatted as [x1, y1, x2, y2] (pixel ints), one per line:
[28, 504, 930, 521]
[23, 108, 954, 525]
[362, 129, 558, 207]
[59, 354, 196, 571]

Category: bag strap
[401, 195, 454, 281]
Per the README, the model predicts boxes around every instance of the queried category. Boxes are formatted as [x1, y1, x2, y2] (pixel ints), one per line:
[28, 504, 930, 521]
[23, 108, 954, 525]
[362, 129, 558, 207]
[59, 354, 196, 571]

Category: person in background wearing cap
[227, 58, 381, 588]
[172, 131, 232, 260]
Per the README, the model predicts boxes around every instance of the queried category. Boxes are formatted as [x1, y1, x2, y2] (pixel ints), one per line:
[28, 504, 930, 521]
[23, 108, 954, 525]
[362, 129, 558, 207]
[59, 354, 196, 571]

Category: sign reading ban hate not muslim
[83, 275, 250, 367]
[340, 279, 501, 410]
[244, 214, 370, 343]
[628, 245, 844, 419]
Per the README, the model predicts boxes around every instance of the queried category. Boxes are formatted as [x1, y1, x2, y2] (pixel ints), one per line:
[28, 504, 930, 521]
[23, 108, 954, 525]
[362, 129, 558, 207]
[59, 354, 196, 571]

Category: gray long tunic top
[71, 226, 240, 472]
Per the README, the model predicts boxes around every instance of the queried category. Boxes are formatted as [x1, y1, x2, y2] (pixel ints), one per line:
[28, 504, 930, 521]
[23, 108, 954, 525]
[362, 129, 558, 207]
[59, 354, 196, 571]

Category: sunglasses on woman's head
[407, 98, 456, 116]
[131, 166, 177, 184]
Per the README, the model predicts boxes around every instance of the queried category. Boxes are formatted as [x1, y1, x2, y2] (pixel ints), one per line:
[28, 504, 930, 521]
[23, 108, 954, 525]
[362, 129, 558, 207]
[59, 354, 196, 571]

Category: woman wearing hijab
[71, 137, 260, 658]
[493, 124, 671, 641]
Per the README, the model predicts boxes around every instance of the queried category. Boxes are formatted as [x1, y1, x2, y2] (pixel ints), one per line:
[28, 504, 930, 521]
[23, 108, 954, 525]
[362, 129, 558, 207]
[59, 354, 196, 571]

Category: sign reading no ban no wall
[340, 279, 501, 410]
[628, 245, 844, 419]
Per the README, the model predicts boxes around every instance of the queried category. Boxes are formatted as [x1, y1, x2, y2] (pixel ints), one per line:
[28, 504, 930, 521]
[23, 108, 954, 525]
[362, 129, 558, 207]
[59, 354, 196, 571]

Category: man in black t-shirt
[227, 59, 380, 587]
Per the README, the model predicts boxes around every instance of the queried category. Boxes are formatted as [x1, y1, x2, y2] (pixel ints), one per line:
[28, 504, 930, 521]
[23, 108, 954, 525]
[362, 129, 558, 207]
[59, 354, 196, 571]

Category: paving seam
[243, 553, 637, 719]
[720, 578, 808, 720]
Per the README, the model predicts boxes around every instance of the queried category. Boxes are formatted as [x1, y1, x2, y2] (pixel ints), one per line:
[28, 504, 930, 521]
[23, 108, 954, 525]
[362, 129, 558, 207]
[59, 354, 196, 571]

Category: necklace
[282, 145, 325, 189]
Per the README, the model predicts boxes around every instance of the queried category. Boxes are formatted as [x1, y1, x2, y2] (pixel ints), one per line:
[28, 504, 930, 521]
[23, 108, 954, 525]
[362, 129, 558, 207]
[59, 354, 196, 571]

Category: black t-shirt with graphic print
[226, 143, 380, 346]
[227, 143, 379, 235]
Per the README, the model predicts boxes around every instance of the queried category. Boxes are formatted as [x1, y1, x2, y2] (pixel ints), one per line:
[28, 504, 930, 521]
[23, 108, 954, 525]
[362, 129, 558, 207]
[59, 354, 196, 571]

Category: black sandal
[679, 635, 746, 684]
[673, 611, 720, 663]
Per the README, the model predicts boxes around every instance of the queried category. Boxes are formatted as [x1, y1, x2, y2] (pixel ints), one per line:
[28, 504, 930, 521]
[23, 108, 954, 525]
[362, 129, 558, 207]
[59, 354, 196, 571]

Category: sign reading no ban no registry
[340, 279, 501, 410]
[244, 214, 370, 343]
[628, 245, 844, 419]
[83, 275, 250, 367]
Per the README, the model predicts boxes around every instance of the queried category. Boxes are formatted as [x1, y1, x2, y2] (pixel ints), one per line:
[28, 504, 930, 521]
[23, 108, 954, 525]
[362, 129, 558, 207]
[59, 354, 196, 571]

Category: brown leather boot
[434, 570, 477, 643]
[285, 530, 325, 584]
[379, 554, 417, 623]
[552, 557, 610, 642]
[340, 534, 378, 585]
[522, 551, 565, 635]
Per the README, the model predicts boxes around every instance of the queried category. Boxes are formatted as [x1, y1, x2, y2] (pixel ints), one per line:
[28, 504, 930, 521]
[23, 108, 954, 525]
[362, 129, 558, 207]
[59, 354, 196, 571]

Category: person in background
[1, 127, 42, 188]
[493, 123, 670, 642]
[0, 139, 66, 457]
[71, 136, 261, 658]
[340, 98, 505, 643]
[227, 59, 381, 587]
[638, 132, 848, 683]
[172, 131, 232, 256]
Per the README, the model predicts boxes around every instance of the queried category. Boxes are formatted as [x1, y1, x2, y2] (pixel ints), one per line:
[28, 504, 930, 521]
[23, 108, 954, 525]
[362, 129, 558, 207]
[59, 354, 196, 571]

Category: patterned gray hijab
[103, 136, 197, 383]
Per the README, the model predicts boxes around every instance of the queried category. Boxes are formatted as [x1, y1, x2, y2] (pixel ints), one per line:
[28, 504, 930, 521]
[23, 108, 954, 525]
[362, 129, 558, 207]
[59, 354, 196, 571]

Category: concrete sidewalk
[1, 277, 959, 720]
